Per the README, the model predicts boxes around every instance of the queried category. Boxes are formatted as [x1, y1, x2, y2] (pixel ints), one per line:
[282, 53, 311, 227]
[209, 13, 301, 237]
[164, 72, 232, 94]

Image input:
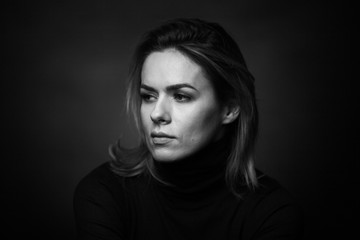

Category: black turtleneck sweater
[74, 140, 303, 240]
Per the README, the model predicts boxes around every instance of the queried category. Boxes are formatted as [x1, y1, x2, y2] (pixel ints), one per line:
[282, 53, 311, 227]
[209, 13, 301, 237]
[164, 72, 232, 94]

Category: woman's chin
[151, 149, 184, 162]
[152, 153, 177, 162]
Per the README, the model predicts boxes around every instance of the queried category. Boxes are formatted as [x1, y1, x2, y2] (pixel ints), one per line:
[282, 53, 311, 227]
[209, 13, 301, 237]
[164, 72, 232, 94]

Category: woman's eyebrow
[166, 83, 198, 92]
[140, 83, 199, 92]
[140, 84, 156, 92]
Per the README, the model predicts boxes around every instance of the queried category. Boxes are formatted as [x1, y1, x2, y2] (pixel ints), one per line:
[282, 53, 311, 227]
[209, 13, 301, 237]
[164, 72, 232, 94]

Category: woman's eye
[140, 93, 156, 103]
[174, 93, 191, 102]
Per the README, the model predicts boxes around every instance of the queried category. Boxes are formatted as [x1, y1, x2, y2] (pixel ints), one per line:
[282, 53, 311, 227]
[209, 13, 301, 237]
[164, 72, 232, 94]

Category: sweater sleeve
[73, 164, 126, 240]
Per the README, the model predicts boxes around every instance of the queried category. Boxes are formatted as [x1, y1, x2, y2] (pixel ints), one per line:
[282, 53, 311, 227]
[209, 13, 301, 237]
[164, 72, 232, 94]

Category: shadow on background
[4, 0, 355, 239]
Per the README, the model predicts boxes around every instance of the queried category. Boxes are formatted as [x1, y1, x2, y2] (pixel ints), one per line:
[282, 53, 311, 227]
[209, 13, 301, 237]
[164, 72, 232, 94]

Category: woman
[74, 18, 303, 240]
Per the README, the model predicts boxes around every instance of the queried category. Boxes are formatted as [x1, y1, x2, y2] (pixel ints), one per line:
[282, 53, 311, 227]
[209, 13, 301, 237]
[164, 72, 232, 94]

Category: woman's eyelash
[140, 93, 156, 102]
[174, 93, 191, 102]
[140, 92, 192, 103]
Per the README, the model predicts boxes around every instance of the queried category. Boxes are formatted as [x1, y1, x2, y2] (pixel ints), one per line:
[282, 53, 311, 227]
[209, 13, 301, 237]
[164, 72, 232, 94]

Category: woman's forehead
[141, 49, 211, 91]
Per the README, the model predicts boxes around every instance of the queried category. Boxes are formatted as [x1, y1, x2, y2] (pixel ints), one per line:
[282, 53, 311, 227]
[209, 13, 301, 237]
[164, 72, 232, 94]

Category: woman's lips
[152, 137, 174, 145]
[151, 132, 175, 145]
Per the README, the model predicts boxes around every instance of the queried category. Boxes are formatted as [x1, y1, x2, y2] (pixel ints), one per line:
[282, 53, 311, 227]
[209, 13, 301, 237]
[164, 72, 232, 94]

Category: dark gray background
[4, 0, 355, 239]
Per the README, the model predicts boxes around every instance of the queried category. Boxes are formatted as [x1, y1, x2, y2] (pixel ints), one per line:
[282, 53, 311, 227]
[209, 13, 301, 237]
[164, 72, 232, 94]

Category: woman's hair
[109, 18, 259, 197]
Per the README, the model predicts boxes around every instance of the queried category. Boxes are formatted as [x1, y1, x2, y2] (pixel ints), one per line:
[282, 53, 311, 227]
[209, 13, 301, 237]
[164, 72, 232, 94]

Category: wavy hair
[109, 18, 259, 197]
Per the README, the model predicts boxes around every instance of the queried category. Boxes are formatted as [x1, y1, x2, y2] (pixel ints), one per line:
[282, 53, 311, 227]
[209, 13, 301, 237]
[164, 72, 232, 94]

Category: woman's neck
[152, 137, 232, 203]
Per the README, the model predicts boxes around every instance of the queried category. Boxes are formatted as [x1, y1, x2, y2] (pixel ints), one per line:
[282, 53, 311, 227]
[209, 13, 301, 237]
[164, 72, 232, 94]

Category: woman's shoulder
[240, 171, 304, 238]
[75, 162, 118, 190]
[74, 162, 119, 201]
[252, 171, 299, 205]
[74, 161, 147, 202]
[73, 162, 143, 239]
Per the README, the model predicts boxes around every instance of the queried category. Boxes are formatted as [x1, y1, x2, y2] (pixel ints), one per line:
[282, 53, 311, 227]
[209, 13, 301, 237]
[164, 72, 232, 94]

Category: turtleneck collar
[152, 136, 232, 204]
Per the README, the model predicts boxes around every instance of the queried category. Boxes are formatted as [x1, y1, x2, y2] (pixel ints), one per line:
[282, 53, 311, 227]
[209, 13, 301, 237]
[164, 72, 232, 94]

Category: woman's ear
[222, 103, 240, 125]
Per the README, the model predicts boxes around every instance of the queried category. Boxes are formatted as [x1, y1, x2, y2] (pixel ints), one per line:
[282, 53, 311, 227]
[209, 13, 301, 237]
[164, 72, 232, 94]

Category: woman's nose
[150, 97, 171, 124]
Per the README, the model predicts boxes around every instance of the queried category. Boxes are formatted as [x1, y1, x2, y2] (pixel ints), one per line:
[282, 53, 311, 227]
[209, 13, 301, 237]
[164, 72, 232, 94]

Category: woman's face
[140, 49, 227, 162]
